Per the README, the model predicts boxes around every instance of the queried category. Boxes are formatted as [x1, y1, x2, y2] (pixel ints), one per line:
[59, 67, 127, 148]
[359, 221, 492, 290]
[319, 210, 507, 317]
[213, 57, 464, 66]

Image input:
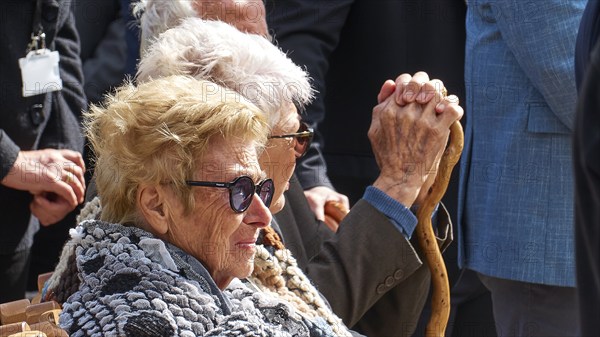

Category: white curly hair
[136, 17, 314, 128]
[134, 0, 269, 54]
[133, 0, 196, 53]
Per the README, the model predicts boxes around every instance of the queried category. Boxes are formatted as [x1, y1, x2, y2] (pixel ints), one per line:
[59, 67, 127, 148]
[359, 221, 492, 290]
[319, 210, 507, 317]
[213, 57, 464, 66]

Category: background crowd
[1, 0, 598, 336]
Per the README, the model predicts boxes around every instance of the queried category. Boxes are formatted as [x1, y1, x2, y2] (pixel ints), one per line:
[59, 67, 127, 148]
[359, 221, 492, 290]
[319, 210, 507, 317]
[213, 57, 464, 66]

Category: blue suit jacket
[458, 0, 586, 287]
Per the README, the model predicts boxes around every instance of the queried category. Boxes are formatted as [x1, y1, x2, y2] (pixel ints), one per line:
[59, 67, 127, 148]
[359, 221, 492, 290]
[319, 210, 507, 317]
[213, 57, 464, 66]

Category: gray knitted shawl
[58, 220, 341, 337]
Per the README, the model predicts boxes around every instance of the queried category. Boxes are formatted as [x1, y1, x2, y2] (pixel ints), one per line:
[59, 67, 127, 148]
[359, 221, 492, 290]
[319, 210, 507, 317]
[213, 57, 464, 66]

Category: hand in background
[2, 149, 86, 225]
[304, 186, 350, 222]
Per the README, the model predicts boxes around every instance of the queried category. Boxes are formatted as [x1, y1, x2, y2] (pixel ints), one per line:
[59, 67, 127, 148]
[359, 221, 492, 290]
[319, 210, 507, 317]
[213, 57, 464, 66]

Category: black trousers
[478, 273, 579, 337]
[0, 248, 31, 303]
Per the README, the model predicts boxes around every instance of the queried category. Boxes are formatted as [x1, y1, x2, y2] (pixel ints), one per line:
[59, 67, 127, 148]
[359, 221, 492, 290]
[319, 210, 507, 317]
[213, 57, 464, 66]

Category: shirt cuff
[363, 186, 417, 239]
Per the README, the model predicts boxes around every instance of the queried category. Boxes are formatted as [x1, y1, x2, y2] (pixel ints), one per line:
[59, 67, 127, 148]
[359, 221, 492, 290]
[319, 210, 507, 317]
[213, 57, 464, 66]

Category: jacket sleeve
[266, 0, 354, 189]
[494, 0, 586, 131]
[304, 199, 453, 327]
[39, 3, 86, 152]
[0, 131, 21, 180]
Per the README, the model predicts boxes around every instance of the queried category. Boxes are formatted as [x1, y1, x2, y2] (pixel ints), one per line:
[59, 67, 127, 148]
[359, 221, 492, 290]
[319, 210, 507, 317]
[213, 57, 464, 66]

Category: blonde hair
[86, 75, 268, 225]
[136, 18, 313, 128]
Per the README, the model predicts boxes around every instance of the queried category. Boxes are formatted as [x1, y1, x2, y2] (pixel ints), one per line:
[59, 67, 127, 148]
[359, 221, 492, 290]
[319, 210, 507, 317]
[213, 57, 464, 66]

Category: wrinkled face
[259, 104, 300, 213]
[193, 0, 268, 37]
[164, 135, 271, 289]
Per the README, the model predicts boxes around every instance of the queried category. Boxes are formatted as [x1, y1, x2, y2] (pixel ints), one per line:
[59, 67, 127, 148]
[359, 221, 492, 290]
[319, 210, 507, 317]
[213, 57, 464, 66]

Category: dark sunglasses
[269, 121, 314, 158]
[186, 176, 275, 213]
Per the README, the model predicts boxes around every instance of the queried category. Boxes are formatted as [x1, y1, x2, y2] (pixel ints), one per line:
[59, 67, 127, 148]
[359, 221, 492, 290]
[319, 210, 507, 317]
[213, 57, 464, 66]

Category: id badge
[18, 49, 62, 97]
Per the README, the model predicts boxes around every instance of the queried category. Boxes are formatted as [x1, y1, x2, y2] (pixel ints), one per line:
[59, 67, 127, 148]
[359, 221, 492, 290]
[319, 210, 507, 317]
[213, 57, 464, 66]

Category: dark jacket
[574, 1, 600, 335]
[275, 175, 452, 336]
[0, 0, 85, 253]
[73, 0, 127, 105]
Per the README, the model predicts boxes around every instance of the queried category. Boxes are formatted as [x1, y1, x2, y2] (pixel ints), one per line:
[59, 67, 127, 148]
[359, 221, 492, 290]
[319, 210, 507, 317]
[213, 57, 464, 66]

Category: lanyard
[27, 0, 46, 53]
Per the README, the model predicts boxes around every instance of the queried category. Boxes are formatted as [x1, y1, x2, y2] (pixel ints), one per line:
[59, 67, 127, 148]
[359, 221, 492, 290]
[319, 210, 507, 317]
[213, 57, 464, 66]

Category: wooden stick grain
[415, 120, 464, 337]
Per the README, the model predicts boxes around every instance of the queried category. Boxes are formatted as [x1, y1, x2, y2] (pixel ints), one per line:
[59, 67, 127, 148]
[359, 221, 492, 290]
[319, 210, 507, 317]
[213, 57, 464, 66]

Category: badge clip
[19, 29, 62, 97]
[27, 30, 47, 55]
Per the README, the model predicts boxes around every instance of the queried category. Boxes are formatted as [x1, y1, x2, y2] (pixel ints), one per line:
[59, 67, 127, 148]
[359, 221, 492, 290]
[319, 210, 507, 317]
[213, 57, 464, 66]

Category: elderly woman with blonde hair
[47, 75, 354, 336]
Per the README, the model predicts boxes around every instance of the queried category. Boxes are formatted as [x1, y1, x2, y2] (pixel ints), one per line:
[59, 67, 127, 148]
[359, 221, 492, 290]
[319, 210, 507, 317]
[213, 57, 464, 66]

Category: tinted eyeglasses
[186, 176, 275, 213]
[269, 121, 314, 158]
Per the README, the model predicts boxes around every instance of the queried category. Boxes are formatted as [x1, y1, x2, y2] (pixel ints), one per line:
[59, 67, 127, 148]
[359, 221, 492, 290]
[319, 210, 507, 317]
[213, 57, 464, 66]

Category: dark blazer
[574, 1, 600, 335]
[266, 0, 467, 203]
[73, 0, 127, 105]
[275, 175, 452, 336]
[0, 0, 86, 253]
[575, 0, 600, 88]
[574, 43, 600, 337]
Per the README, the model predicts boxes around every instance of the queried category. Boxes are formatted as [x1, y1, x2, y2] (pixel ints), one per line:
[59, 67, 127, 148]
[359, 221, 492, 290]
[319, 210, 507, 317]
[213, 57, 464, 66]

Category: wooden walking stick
[415, 120, 464, 337]
[323, 201, 349, 232]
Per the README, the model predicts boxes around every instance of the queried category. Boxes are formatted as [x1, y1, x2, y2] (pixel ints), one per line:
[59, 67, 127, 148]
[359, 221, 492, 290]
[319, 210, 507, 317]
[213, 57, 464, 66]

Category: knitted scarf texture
[55, 217, 351, 337]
